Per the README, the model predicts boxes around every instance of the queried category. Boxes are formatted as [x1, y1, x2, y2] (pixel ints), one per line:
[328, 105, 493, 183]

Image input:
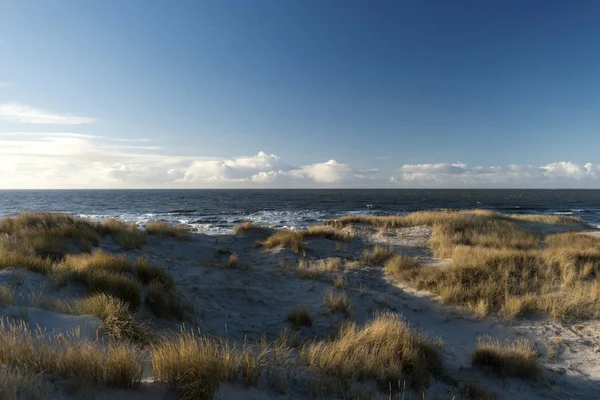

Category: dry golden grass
[261, 226, 350, 252]
[135, 257, 175, 291]
[286, 306, 313, 329]
[362, 245, 395, 265]
[63, 250, 133, 275]
[323, 290, 352, 317]
[233, 221, 254, 234]
[226, 253, 239, 268]
[0, 286, 14, 305]
[0, 320, 143, 388]
[384, 254, 420, 276]
[0, 365, 53, 400]
[325, 209, 583, 229]
[145, 221, 190, 239]
[62, 251, 141, 309]
[0, 212, 101, 255]
[356, 209, 600, 321]
[101, 219, 147, 249]
[472, 336, 540, 379]
[145, 280, 187, 319]
[151, 332, 264, 400]
[303, 312, 442, 390]
[333, 274, 346, 288]
[292, 257, 344, 280]
[461, 382, 497, 400]
[74, 294, 148, 342]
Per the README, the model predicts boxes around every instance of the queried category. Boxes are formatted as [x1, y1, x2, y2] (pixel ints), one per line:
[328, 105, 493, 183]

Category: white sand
[2, 219, 599, 399]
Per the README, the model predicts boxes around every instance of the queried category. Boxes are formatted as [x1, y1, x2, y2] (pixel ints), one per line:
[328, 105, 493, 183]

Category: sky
[1, 0, 600, 189]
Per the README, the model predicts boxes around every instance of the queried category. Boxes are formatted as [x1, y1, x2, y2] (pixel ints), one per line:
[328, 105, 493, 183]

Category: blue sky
[1, 0, 600, 188]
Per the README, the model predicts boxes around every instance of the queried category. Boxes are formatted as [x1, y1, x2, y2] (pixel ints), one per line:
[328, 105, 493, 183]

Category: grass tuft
[151, 332, 264, 400]
[303, 312, 442, 390]
[286, 306, 313, 329]
[384, 254, 420, 276]
[145, 221, 190, 239]
[472, 335, 540, 379]
[323, 290, 352, 317]
[362, 245, 395, 265]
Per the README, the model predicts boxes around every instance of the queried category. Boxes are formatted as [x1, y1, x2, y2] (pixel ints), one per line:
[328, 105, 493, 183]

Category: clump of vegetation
[384, 254, 420, 276]
[100, 219, 147, 249]
[0, 320, 143, 389]
[151, 332, 264, 400]
[0, 286, 14, 306]
[135, 257, 175, 290]
[62, 251, 141, 309]
[0, 365, 54, 400]
[286, 306, 313, 329]
[461, 382, 497, 400]
[145, 280, 188, 319]
[74, 294, 148, 342]
[324, 209, 583, 229]
[145, 221, 190, 239]
[472, 336, 540, 379]
[292, 258, 344, 280]
[362, 245, 395, 265]
[226, 253, 239, 268]
[303, 312, 443, 390]
[261, 226, 350, 252]
[344, 210, 600, 321]
[233, 221, 254, 234]
[323, 290, 352, 317]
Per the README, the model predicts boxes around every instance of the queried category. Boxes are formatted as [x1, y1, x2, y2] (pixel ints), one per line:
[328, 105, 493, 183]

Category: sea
[1, 189, 599, 234]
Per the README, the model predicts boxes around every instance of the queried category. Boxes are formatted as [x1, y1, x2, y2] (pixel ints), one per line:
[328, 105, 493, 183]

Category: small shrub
[323, 291, 352, 317]
[472, 336, 540, 379]
[462, 382, 497, 400]
[286, 307, 313, 329]
[145, 221, 189, 239]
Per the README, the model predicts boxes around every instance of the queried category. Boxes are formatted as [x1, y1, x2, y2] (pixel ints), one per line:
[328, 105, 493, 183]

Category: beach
[0, 210, 599, 399]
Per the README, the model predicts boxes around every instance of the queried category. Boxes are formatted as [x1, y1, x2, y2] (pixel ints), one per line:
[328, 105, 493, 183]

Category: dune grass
[292, 257, 344, 280]
[145, 221, 190, 239]
[286, 306, 313, 329]
[323, 290, 352, 317]
[233, 221, 255, 234]
[0, 365, 53, 400]
[135, 257, 175, 290]
[362, 245, 395, 265]
[302, 312, 442, 390]
[74, 294, 148, 343]
[151, 332, 265, 400]
[145, 280, 188, 319]
[100, 219, 147, 249]
[324, 209, 584, 229]
[0, 320, 143, 389]
[472, 336, 540, 379]
[341, 210, 600, 321]
[261, 226, 350, 252]
[384, 254, 421, 276]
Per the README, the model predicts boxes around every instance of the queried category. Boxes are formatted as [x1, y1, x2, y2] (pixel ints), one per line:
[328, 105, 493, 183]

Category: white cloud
[0, 103, 96, 124]
[1, 132, 599, 188]
[393, 161, 600, 187]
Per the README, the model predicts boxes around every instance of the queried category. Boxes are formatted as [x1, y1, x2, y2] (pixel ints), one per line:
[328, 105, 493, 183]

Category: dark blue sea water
[0, 189, 599, 234]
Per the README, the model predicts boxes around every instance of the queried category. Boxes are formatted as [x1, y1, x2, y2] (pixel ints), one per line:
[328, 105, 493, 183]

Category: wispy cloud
[0, 103, 96, 124]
